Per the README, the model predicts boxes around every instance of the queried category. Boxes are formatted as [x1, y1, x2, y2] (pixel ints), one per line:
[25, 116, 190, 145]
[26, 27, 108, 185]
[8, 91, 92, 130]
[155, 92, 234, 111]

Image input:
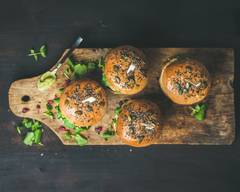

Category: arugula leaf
[63, 118, 75, 129]
[74, 64, 88, 77]
[22, 118, 33, 129]
[34, 129, 42, 144]
[31, 120, 42, 131]
[65, 57, 100, 80]
[23, 132, 35, 146]
[190, 103, 208, 121]
[101, 129, 115, 140]
[74, 134, 88, 146]
[17, 118, 43, 146]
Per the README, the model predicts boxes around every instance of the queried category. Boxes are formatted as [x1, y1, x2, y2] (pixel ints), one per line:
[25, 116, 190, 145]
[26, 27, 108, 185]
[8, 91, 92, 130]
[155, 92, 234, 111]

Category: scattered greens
[64, 57, 98, 80]
[190, 103, 208, 121]
[28, 45, 47, 61]
[44, 97, 90, 146]
[16, 118, 43, 146]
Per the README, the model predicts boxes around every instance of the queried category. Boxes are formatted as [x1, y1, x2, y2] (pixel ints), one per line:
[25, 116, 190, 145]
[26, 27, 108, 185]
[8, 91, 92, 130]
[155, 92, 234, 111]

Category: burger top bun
[159, 57, 211, 105]
[116, 99, 161, 147]
[59, 79, 107, 127]
[104, 45, 148, 95]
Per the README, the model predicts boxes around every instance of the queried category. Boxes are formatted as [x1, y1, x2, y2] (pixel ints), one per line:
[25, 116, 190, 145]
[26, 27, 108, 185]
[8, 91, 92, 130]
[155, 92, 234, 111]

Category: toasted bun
[59, 79, 107, 127]
[159, 57, 211, 105]
[104, 45, 148, 95]
[116, 99, 161, 147]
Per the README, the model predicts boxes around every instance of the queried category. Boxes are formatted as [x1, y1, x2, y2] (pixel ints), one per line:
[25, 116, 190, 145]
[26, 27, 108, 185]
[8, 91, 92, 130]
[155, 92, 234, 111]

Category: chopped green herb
[190, 103, 208, 121]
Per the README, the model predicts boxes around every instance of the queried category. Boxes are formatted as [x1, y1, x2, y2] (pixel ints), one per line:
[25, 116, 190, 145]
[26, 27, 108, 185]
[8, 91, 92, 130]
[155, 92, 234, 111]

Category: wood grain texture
[8, 48, 235, 145]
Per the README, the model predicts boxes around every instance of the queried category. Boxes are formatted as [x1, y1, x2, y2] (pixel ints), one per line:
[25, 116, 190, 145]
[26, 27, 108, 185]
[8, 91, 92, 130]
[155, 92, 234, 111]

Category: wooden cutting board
[8, 48, 235, 145]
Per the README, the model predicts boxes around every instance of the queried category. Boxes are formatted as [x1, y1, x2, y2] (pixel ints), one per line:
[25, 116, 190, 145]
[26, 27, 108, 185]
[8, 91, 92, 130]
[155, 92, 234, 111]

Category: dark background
[0, 0, 239, 191]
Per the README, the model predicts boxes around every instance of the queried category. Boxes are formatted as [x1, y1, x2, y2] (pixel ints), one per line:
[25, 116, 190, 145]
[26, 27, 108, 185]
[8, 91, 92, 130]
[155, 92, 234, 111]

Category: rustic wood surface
[8, 48, 235, 145]
[1, 1, 240, 192]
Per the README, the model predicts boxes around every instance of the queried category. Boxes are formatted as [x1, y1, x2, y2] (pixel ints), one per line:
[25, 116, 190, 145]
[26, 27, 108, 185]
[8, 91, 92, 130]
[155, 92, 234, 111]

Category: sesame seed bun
[104, 45, 148, 95]
[116, 99, 161, 147]
[159, 57, 211, 105]
[59, 79, 107, 127]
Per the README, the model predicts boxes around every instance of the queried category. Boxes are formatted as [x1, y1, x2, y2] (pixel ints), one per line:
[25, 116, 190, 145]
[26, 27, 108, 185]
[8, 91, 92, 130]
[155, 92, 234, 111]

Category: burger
[159, 56, 211, 105]
[103, 45, 148, 95]
[59, 79, 107, 127]
[115, 99, 161, 147]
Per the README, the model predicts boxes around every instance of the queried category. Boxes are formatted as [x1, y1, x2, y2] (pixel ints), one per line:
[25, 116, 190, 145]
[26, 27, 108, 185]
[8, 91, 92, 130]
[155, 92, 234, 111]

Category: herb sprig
[16, 118, 43, 146]
[190, 103, 208, 121]
[28, 45, 47, 61]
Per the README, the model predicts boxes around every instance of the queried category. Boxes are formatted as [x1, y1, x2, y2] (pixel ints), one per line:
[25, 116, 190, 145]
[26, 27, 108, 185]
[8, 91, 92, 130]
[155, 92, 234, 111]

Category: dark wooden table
[0, 0, 239, 191]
